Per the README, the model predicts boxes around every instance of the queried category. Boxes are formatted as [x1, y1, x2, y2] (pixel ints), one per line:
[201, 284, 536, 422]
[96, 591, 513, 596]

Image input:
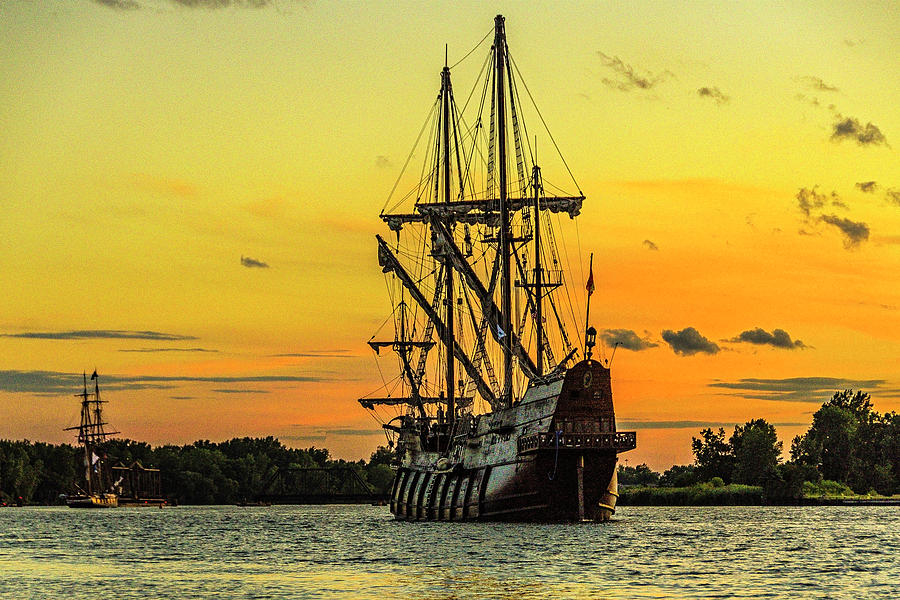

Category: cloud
[661, 327, 720, 356]
[799, 76, 839, 92]
[212, 389, 270, 394]
[796, 187, 828, 219]
[375, 155, 392, 168]
[281, 425, 384, 443]
[819, 214, 869, 248]
[617, 420, 808, 430]
[709, 377, 886, 402]
[831, 115, 888, 146]
[597, 51, 673, 92]
[697, 86, 729, 104]
[2, 330, 196, 341]
[94, 0, 285, 8]
[600, 329, 658, 351]
[886, 188, 900, 206]
[93, 0, 141, 8]
[856, 181, 878, 193]
[831, 199, 849, 210]
[795, 187, 868, 248]
[241, 255, 269, 268]
[795, 93, 821, 107]
[271, 350, 353, 358]
[728, 328, 806, 349]
[0, 370, 337, 395]
[642, 239, 659, 251]
[119, 347, 218, 353]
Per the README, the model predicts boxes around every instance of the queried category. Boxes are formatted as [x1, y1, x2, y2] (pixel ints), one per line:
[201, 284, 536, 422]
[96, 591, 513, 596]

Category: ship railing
[517, 431, 636, 454]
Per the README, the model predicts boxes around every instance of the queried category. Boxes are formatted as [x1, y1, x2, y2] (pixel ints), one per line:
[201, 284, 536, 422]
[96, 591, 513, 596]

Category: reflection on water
[1, 505, 897, 599]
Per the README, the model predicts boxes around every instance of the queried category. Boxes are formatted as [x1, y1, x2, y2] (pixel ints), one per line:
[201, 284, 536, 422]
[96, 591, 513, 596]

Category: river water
[1, 504, 896, 599]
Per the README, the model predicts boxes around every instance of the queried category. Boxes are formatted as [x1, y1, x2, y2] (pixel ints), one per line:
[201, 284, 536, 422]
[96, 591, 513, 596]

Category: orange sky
[2, 0, 899, 471]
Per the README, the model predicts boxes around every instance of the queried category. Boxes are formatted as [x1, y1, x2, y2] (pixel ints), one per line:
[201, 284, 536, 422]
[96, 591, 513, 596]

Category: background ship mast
[65, 371, 118, 494]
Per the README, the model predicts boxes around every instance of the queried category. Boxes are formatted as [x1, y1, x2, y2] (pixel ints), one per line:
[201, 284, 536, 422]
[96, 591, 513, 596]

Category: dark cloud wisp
[855, 181, 878, 193]
[819, 214, 869, 248]
[697, 86, 729, 104]
[661, 327, 720, 356]
[119, 347, 218, 353]
[0, 370, 336, 395]
[831, 115, 888, 146]
[596, 51, 673, 92]
[886, 188, 900, 207]
[241, 255, 269, 268]
[710, 377, 886, 403]
[94, 0, 283, 8]
[2, 330, 196, 341]
[799, 76, 839, 92]
[728, 328, 806, 349]
[600, 329, 658, 352]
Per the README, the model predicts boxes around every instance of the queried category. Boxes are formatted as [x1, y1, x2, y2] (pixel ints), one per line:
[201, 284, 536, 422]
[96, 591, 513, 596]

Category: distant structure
[112, 461, 166, 507]
[255, 466, 384, 504]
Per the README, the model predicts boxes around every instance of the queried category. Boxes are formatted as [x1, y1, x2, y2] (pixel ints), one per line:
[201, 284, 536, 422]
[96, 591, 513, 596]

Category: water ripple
[0, 505, 898, 599]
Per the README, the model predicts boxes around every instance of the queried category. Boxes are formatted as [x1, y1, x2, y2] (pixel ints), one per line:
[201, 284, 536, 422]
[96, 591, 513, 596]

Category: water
[1, 505, 897, 599]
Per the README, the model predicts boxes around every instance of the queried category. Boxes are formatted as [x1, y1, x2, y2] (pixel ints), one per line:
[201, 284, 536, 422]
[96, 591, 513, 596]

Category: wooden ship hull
[390, 361, 635, 522]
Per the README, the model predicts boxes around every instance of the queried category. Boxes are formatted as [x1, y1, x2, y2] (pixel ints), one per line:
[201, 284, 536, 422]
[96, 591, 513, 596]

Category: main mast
[441, 60, 456, 424]
[495, 14, 513, 406]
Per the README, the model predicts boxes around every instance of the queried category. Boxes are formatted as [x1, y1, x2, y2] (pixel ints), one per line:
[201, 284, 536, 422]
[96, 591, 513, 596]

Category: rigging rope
[450, 27, 493, 70]
[510, 55, 583, 195]
[383, 99, 440, 216]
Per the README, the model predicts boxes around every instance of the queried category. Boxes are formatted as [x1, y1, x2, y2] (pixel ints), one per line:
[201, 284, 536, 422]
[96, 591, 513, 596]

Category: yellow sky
[1, 0, 899, 470]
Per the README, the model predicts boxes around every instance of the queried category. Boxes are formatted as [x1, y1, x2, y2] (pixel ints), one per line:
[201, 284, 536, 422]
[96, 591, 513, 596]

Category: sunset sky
[2, 0, 899, 471]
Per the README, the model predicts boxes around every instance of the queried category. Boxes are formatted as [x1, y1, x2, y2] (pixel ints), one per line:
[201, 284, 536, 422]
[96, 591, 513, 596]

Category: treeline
[0, 436, 395, 505]
[619, 390, 900, 502]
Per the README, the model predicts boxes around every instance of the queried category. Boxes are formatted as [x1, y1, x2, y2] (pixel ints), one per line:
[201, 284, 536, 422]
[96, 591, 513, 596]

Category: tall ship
[65, 371, 119, 508]
[359, 15, 636, 522]
[64, 371, 166, 508]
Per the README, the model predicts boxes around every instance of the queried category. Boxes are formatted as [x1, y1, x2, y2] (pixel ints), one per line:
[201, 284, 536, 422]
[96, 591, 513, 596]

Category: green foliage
[794, 390, 899, 495]
[619, 482, 764, 506]
[0, 437, 394, 505]
[709, 476, 724, 488]
[617, 463, 660, 486]
[365, 464, 395, 494]
[660, 464, 698, 487]
[802, 479, 853, 497]
[691, 428, 735, 483]
[730, 419, 782, 486]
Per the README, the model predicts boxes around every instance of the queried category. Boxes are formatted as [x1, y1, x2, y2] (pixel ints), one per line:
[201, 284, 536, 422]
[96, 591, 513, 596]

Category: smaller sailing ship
[64, 371, 119, 508]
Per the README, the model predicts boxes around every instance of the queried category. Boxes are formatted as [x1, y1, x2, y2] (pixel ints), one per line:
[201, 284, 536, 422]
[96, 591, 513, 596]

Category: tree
[691, 428, 735, 483]
[617, 463, 660, 486]
[368, 446, 395, 468]
[660, 464, 698, 487]
[730, 419, 782, 486]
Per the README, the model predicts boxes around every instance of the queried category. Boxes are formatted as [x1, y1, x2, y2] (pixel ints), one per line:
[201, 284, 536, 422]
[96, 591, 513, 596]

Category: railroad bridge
[255, 466, 387, 504]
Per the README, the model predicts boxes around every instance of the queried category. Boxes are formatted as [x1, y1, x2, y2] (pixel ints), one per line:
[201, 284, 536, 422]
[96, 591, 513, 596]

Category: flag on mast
[586, 263, 595, 297]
